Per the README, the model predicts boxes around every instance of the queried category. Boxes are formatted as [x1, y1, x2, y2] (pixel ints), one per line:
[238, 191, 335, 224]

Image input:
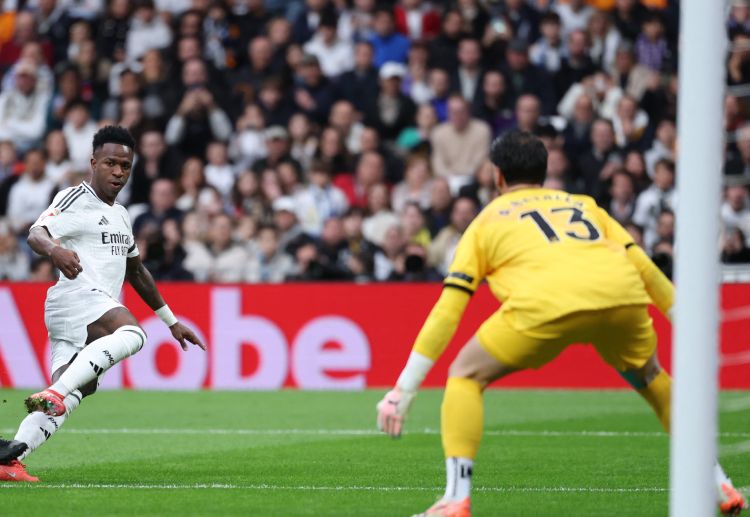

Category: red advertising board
[0, 282, 748, 389]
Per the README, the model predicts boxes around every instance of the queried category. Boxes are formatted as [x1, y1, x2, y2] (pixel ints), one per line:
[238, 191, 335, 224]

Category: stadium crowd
[0, 0, 749, 283]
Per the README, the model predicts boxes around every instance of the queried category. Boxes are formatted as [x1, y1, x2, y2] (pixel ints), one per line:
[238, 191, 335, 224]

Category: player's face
[92, 143, 133, 201]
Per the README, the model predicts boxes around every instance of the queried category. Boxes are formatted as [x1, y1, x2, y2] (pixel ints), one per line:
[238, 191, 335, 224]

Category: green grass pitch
[1, 389, 748, 516]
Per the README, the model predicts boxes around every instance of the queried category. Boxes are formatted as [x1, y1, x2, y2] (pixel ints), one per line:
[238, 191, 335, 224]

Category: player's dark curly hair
[92, 125, 135, 153]
[489, 131, 548, 186]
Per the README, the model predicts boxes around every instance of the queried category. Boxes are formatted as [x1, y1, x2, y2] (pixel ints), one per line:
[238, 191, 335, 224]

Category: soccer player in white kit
[0, 126, 205, 482]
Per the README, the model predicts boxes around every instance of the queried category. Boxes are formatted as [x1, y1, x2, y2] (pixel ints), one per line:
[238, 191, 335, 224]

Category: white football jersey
[31, 181, 139, 299]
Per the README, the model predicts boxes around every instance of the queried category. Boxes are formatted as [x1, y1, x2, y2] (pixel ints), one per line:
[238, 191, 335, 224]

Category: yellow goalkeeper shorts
[476, 304, 657, 371]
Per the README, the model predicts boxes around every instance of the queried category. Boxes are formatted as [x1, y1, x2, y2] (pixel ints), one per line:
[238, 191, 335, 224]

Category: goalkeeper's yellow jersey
[444, 188, 651, 331]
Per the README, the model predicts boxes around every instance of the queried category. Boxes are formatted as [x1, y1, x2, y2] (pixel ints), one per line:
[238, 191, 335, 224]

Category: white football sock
[50, 325, 145, 396]
[14, 390, 82, 460]
[715, 462, 732, 488]
[444, 457, 473, 501]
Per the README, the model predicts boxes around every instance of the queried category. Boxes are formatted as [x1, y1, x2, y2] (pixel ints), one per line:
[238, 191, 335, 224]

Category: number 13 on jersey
[520, 207, 601, 242]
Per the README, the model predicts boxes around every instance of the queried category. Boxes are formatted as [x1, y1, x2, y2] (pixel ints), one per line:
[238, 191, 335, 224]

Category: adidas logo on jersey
[98, 216, 109, 226]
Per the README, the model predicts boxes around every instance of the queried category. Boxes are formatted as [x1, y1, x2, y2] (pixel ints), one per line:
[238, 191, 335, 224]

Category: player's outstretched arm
[599, 209, 674, 319]
[377, 286, 472, 438]
[125, 255, 206, 351]
[27, 226, 83, 280]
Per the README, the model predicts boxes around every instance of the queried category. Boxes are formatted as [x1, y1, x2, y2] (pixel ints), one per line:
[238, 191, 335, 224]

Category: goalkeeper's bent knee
[442, 377, 484, 459]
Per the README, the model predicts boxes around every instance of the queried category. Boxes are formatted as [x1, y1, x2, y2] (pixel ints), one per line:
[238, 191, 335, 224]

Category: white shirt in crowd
[126, 16, 173, 62]
[7, 175, 55, 233]
[63, 121, 98, 171]
[303, 35, 354, 77]
[632, 186, 677, 252]
[204, 164, 236, 199]
[294, 184, 350, 236]
[721, 201, 750, 247]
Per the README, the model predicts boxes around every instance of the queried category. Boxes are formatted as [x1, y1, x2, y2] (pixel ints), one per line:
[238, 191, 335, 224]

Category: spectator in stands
[130, 129, 180, 206]
[96, 0, 130, 62]
[514, 94, 542, 133]
[613, 0, 648, 42]
[303, 11, 353, 77]
[644, 118, 676, 178]
[292, 0, 333, 44]
[133, 178, 183, 238]
[252, 126, 301, 175]
[0, 218, 30, 280]
[43, 130, 73, 187]
[721, 178, 750, 246]
[0, 141, 18, 187]
[363, 182, 399, 246]
[341, 206, 376, 281]
[295, 159, 349, 236]
[293, 53, 337, 125]
[165, 58, 233, 159]
[6, 149, 54, 234]
[329, 100, 364, 156]
[175, 157, 205, 212]
[471, 70, 513, 137]
[451, 37, 484, 104]
[273, 196, 305, 253]
[245, 224, 296, 283]
[431, 95, 491, 193]
[633, 158, 676, 252]
[612, 42, 651, 102]
[555, 29, 597, 98]
[587, 9, 621, 74]
[427, 67, 452, 121]
[204, 141, 235, 200]
[428, 195, 477, 275]
[183, 213, 248, 282]
[425, 176, 452, 236]
[338, 41, 380, 113]
[655, 209, 675, 246]
[0, 12, 53, 70]
[607, 169, 636, 224]
[392, 154, 433, 213]
[369, 6, 410, 67]
[501, 0, 540, 44]
[576, 118, 622, 197]
[62, 100, 98, 171]
[125, 0, 172, 61]
[395, 0, 440, 41]
[0, 59, 49, 154]
[721, 227, 750, 264]
[427, 9, 462, 72]
[336, 0, 376, 43]
[636, 12, 671, 72]
[530, 12, 564, 74]
[397, 103, 438, 153]
[2, 41, 54, 98]
[562, 93, 594, 163]
[725, 124, 750, 178]
[401, 201, 431, 247]
[500, 38, 555, 115]
[373, 224, 405, 281]
[364, 62, 416, 142]
[612, 94, 649, 149]
[257, 77, 295, 128]
[140, 218, 193, 281]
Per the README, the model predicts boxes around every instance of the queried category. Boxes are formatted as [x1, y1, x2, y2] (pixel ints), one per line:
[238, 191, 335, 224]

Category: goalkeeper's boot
[24, 389, 66, 416]
[719, 483, 748, 515]
[0, 439, 27, 464]
[0, 460, 39, 483]
[412, 497, 471, 517]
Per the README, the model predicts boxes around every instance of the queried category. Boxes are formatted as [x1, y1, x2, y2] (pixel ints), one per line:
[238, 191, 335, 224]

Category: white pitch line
[2, 427, 745, 438]
[0, 483, 670, 493]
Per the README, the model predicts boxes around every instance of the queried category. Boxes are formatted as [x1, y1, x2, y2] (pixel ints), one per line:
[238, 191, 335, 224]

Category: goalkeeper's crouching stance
[376, 131, 747, 517]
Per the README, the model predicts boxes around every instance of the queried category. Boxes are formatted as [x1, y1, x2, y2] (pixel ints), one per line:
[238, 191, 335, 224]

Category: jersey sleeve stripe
[624, 242, 636, 249]
[58, 189, 86, 212]
[81, 182, 96, 196]
[443, 283, 474, 296]
[53, 186, 82, 208]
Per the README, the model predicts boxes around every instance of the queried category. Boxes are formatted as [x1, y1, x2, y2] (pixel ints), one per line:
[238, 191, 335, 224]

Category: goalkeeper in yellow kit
[376, 131, 747, 517]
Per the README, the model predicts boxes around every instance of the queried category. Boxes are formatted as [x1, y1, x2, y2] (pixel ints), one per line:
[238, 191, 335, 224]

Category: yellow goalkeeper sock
[441, 377, 484, 459]
[637, 369, 672, 433]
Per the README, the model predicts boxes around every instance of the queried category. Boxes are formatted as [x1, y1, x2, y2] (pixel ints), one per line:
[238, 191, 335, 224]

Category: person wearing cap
[368, 6, 410, 68]
[272, 196, 305, 253]
[363, 61, 416, 142]
[294, 53, 337, 125]
[0, 59, 49, 154]
[303, 11, 354, 77]
[250, 126, 302, 176]
[500, 38, 556, 115]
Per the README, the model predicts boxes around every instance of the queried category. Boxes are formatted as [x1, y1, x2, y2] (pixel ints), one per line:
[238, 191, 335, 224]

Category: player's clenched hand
[50, 246, 83, 279]
[170, 322, 206, 351]
[376, 387, 416, 439]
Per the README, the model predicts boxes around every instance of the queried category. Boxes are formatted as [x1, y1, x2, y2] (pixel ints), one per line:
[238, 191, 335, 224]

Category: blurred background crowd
[1, 0, 749, 283]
